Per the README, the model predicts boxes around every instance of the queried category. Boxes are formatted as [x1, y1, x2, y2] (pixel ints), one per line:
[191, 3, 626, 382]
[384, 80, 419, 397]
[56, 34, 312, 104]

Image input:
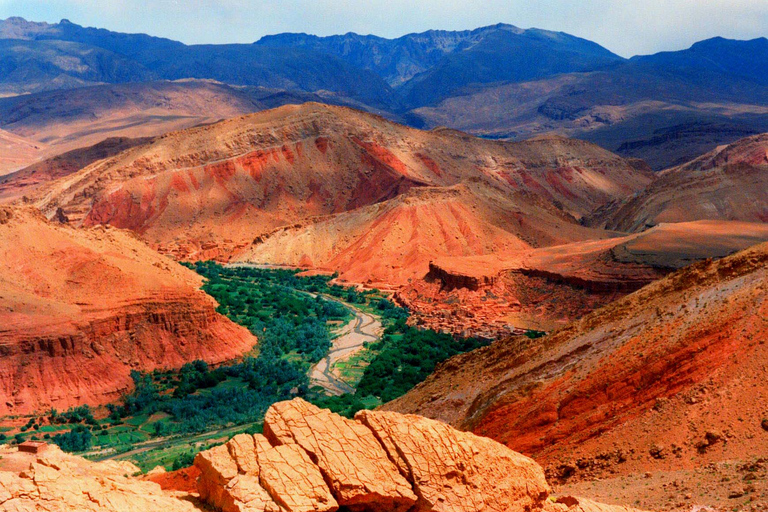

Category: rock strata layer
[0, 205, 257, 415]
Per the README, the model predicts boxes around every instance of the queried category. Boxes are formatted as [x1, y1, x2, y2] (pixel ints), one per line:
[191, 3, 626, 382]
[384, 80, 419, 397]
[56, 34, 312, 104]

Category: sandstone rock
[0, 405, 650, 512]
[227, 434, 260, 475]
[195, 444, 241, 508]
[190, 400, 652, 512]
[264, 398, 417, 511]
[0, 445, 198, 512]
[224, 474, 283, 512]
[197, 432, 337, 512]
[196, 442, 284, 512]
[356, 409, 550, 512]
[255, 439, 337, 512]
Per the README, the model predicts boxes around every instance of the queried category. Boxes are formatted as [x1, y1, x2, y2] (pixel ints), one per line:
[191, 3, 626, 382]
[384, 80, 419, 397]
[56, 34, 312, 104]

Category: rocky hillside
[396, 220, 768, 335]
[587, 133, 768, 231]
[384, 241, 768, 499]
[26, 103, 650, 271]
[0, 206, 256, 416]
[0, 137, 151, 202]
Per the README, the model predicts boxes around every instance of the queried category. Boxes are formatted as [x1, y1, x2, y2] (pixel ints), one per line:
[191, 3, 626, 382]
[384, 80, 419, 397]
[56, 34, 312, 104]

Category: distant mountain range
[1, 16, 767, 169]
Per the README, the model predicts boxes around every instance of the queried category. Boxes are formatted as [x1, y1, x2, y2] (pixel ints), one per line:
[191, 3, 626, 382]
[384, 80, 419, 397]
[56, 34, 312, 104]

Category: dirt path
[90, 423, 246, 462]
[309, 301, 381, 396]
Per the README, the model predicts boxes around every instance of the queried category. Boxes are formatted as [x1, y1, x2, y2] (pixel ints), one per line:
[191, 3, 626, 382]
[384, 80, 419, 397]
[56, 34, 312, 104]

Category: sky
[0, 0, 766, 58]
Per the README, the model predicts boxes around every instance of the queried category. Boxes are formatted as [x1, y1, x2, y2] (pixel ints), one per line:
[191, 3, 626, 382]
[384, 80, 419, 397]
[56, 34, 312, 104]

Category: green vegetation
[317, 299, 488, 413]
[46, 263, 493, 470]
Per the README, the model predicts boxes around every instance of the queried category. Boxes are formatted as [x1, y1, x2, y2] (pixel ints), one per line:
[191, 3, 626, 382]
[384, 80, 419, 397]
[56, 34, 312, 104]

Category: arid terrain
[0, 205, 256, 415]
[385, 242, 768, 511]
[0, 12, 766, 512]
[16, 103, 651, 270]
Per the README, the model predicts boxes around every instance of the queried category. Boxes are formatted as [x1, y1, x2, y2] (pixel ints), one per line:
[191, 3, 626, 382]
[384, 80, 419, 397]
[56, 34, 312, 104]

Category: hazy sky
[0, 0, 766, 57]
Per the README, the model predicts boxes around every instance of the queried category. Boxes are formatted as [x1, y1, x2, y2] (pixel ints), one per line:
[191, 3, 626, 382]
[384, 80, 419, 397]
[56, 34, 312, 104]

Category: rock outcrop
[0, 444, 198, 512]
[0, 403, 650, 512]
[356, 409, 549, 512]
[194, 398, 649, 512]
[0, 206, 257, 415]
[263, 398, 417, 511]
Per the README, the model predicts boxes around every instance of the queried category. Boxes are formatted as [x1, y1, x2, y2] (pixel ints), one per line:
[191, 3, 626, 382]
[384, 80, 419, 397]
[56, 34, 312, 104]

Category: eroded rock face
[356, 409, 549, 512]
[192, 398, 642, 512]
[0, 206, 257, 415]
[0, 445, 198, 512]
[0, 404, 650, 512]
[263, 398, 416, 511]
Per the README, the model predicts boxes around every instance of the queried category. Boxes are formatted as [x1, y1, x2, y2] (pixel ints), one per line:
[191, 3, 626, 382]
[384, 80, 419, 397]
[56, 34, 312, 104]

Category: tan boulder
[196, 441, 285, 512]
[227, 434, 260, 475]
[195, 443, 241, 508]
[356, 409, 550, 512]
[224, 474, 283, 512]
[196, 432, 337, 512]
[0, 445, 198, 512]
[264, 398, 417, 511]
[255, 439, 338, 512]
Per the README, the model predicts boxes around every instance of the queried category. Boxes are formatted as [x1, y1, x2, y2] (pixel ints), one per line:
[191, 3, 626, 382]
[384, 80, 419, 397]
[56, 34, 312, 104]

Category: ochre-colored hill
[27, 102, 652, 267]
[587, 133, 768, 231]
[396, 220, 768, 335]
[384, 241, 768, 490]
[234, 182, 606, 287]
[0, 206, 256, 416]
[0, 128, 44, 176]
[0, 137, 151, 203]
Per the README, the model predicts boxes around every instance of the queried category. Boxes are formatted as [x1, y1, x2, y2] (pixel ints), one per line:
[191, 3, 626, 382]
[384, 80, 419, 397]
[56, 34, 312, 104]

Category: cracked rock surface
[0, 445, 198, 512]
[194, 398, 652, 512]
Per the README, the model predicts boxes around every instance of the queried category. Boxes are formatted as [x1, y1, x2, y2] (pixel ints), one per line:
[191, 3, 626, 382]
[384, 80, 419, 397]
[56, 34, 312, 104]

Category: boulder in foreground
[195, 398, 650, 512]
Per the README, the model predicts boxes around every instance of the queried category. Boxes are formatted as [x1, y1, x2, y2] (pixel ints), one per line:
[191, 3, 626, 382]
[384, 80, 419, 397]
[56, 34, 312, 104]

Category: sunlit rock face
[195, 398, 650, 512]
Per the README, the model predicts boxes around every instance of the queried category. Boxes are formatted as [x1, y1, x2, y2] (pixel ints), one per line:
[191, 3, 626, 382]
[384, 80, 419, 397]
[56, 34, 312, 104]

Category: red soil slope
[234, 182, 589, 287]
[25, 103, 652, 269]
[0, 206, 256, 416]
[587, 133, 768, 231]
[397, 221, 768, 335]
[385, 242, 768, 492]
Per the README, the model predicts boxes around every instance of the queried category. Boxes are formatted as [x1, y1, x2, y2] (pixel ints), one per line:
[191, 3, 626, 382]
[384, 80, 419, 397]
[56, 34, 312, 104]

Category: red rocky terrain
[385, 242, 768, 511]
[24, 103, 651, 266]
[397, 221, 768, 336]
[0, 399, 649, 511]
[0, 206, 256, 416]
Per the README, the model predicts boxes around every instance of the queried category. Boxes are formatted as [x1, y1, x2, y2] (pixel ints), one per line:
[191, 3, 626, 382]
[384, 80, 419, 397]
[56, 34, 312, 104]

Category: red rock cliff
[0, 206, 257, 415]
